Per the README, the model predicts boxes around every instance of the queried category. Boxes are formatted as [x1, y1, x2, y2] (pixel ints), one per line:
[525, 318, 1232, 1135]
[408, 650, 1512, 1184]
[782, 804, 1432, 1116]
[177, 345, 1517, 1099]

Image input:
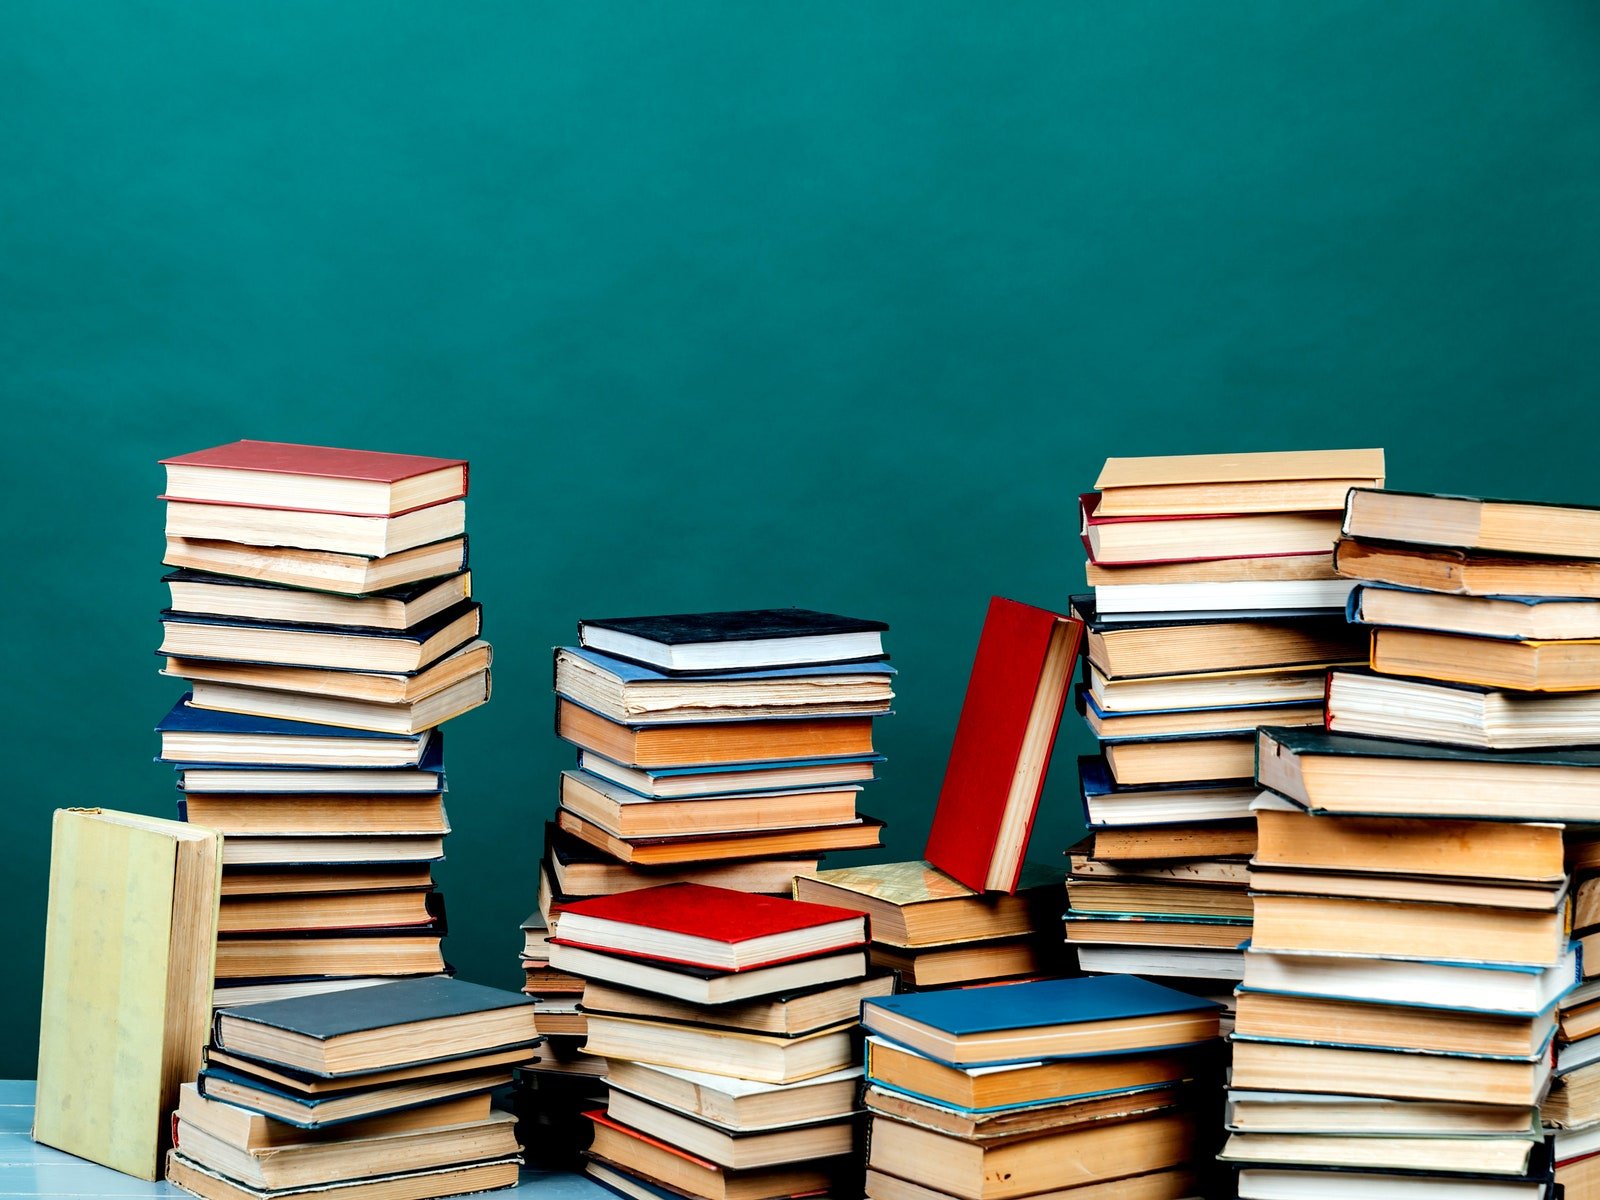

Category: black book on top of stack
[166, 976, 537, 1200]
[155, 440, 491, 1009]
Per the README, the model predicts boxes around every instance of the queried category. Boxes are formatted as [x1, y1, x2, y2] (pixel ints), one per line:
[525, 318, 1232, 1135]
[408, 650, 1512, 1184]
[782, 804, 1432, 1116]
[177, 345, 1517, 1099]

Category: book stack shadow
[861, 976, 1225, 1200]
[1222, 486, 1600, 1199]
[166, 977, 538, 1200]
[1065, 449, 1382, 1016]
[155, 441, 489, 1008]
[513, 609, 894, 1153]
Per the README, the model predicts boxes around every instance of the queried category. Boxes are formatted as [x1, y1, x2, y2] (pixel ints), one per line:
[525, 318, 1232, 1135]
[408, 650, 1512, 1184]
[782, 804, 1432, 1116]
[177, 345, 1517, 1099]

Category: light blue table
[0, 1081, 604, 1198]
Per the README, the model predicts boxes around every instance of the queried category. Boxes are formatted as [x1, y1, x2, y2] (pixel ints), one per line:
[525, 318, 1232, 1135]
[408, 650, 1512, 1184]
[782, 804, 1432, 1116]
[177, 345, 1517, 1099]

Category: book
[184, 1074, 502, 1132]
[605, 1061, 863, 1130]
[1231, 990, 1554, 1058]
[558, 699, 875, 768]
[586, 1112, 837, 1200]
[1234, 1167, 1552, 1199]
[546, 826, 818, 896]
[864, 1166, 1200, 1200]
[1093, 577, 1356, 619]
[1071, 945, 1245, 980]
[213, 933, 446, 980]
[201, 1045, 533, 1096]
[866, 1110, 1196, 1200]
[220, 865, 435, 896]
[1102, 733, 1256, 785]
[578, 608, 888, 673]
[164, 1153, 519, 1200]
[1079, 689, 1323, 741]
[1087, 552, 1343, 587]
[158, 602, 482, 675]
[556, 646, 895, 722]
[1067, 879, 1251, 919]
[1063, 914, 1250, 951]
[164, 535, 469, 597]
[157, 698, 431, 767]
[864, 1082, 1182, 1142]
[551, 882, 867, 971]
[165, 498, 467, 558]
[1258, 725, 1600, 820]
[1219, 1132, 1537, 1176]
[1251, 793, 1566, 881]
[864, 1036, 1192, 1113]
[1228, 1039, 1551, 1106]
[1326, 668, 1600, 750]
[582, 974, 892, 1037]
[160, 441, 469, 516]
[869, 938, 1063, 989]
[211, 977, 535, 1076]
[166, 640, 492, 707]
[1091, 821, 1256, 860]
[578, 749, 881, 799]
[792, 860, 1064, 948]
[1073, 597, 1363, 678]
[1239, 945, 1579, 1015]
[218, 837, 445, 868]
[1342, 488, 1600, 560]
[1080, 761, 1257, 826]
[1081, 494, 1343, 565]
[1225, 1089, 1538, 1136]
[559, 770, 859, 839]
[860, 975, 1220, 1067]
[581, 1013, 857, 1084]
[217, 887, 437, 934]
[163, 569, 472, 632]
[925, 596, 1083, 892]
[1334, 536, 1600, 599]
[175, 735, 445, 792]
[1370, 626, 1600, 691]
[604, 1091, 854, 1168]
[181, 793, 449, 837]
[1087, 662, 1332, 712]
[549, 944, 869, 1006]
[186, 671, 489, 737]
[1350, 583, 1600, 641]
[1246, 867, 1564, 911]
[1094, 449, 1385, 517]
[33, 808, 223, 1180]
[555, 808, 884, 865]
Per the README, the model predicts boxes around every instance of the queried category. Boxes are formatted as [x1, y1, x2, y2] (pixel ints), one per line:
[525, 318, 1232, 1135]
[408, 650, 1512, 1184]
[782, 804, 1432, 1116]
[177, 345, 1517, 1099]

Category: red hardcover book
[549, 882, 868, 972]
[924, 597, 1084, 893]
[160, 440, 469, 516]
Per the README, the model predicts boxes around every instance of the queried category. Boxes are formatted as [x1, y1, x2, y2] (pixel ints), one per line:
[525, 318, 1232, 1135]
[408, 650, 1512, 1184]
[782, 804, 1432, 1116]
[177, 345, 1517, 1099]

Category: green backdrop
[3, 1, 1598, 1078]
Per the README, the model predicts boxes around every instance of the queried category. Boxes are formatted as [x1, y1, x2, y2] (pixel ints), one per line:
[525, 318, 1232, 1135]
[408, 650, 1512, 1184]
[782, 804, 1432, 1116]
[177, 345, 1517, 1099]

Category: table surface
[0, 1080, 604, 1198]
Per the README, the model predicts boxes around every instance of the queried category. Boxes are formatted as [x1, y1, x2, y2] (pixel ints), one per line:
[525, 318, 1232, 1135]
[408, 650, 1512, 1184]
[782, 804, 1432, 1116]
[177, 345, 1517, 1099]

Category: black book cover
[214, 975, 531, 1042]
[159, 598, 480, 642]
[580, 608, 887, 644]
[1070, 594, 1356, 634]
[1262, 724, 1600, 768]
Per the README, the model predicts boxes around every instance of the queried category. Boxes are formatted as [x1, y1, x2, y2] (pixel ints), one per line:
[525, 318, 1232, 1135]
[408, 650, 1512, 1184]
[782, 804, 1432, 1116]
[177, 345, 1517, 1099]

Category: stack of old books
[548, 882, 883, 1200]
[165, 977, 537, 1200]
[861, 975, 1224, 1200]
[1066, 449, 1383, 1000]
[1223, 486, 1600, 1198]
[793, 596, 1082, 991]
[156, 440, 489, 1007]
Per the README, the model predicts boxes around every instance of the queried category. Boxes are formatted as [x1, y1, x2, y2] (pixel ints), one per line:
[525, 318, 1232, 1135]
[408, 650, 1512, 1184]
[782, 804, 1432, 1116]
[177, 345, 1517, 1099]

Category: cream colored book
[1095, 448, 1385, 516]
[33, 808, 222, 1180]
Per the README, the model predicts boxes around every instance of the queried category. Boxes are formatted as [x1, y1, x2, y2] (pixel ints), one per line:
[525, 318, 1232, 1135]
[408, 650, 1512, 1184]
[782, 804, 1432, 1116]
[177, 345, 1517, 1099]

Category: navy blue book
[196, 1060, 508, 1127]
[861, 974, 1222, 1068]
[156, 694, 429, 767]
[211, 976, 537, 1077]
[578, 608, 889, 674]
[1079, 755, 1255, 828]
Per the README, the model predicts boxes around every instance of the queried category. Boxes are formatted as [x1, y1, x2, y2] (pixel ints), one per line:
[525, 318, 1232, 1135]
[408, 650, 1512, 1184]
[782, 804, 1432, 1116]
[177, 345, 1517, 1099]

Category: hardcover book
[579, 608, 889, 673]
[925, 596, 1083, 893]
[1095, 448, 1385, 516]
[161, 440, 469, 516]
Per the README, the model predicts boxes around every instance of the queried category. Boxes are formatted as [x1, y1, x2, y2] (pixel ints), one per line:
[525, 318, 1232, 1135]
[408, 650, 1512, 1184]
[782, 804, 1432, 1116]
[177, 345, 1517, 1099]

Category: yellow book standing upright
[33, 808, 223, 1180]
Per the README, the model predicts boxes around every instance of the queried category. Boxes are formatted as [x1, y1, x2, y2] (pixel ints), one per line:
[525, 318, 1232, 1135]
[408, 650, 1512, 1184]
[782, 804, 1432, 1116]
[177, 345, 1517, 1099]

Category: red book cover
[924, 597, 1084, 894]
[162, 440, 468, 483]
[549, 882, 868, 970]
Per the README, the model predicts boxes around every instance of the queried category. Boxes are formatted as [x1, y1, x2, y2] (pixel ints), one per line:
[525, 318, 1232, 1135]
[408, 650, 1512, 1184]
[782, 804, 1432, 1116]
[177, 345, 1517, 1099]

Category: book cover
[552, 882, 865, 946]
[581, 609, 888, 645]
[1098, 449, 1385, 491]
[558, 644, 895, 683]
[161, 440, 467, 484]
[213, 976, 530, 1042]
[924, 597, 1083, 894]
[863, 975, 1220, 1038]
[156, 695, 426, 742]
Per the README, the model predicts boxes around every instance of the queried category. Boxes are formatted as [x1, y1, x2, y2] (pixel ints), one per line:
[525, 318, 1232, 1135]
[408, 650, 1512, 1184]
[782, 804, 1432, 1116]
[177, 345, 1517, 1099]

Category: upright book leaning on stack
[154, 440, 493, 1008]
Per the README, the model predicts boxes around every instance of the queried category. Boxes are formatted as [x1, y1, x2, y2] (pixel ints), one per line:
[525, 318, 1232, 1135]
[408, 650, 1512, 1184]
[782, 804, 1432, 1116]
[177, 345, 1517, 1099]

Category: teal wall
[3, 1, 1599, 1077]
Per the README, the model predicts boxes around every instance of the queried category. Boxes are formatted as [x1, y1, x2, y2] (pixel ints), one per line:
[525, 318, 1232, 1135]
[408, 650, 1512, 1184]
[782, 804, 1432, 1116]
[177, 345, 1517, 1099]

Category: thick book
[1258, 725, 1600, 820]
[174, 734, 445, 793]
[1081, 492, 1343, 565]
[861, 975, 1220, 1067]
[924, 597, 1083, 893]
[1079, 757, 1256, 828]
[33, 808, 222, 1180]
[190, 1068, 507, 1129]
[1369, 626, 1600, 692]
[1335, 536, 1600, 600]
[186, 668, 490, 737]
[210, 976, 536, 1076]
[1343, 487, 1600, 560]
[586, 1111, 837, 1200]
[1095, 449, 1385, 516]
[1326, 668, 1600, 751]
[556, 808, 883, 865]
[556, 645, 894, 723]
[165, 1153, 518, 1200]
[157, 601, 482, 675]
[163, 568, 471, 633]
[166, 640, 491, 708]
[161, 440, 468, 516]
[1350, 582, 1600, 642]
[164, 498, 467, 558]
[557, 699, 875, 768]
[550, 882, 867, 971]
[577, 748, 882, 799]
[559, 770, 858, 840]
[579, 608, 889, 673]
[164, 534, 468, 597]
[157, 696, 429, 767]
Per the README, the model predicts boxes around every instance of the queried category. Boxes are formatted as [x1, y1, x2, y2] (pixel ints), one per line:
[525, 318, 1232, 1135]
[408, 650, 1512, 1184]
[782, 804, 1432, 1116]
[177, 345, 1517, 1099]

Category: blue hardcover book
[157, 695, 424, 742]
[860, 975, 1221, 1068]
[1079, 756, 1256, 828]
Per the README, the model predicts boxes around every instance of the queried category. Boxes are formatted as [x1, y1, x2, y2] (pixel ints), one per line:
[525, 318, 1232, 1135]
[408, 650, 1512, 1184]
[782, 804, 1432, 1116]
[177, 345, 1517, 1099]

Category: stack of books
[155, 440, 489, 1007]
[793, 596, 1082, 990]
[860, 975, 1224, 1200]
[166, 977, 537, 1200]
[1066, 449, 1383, 996]
[549, 882, 885, 1200]
[1223, 486, 1600, 1197]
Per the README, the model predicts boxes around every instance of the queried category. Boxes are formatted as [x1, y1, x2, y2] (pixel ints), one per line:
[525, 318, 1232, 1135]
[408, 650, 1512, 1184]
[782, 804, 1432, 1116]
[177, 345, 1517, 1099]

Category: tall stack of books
[1065, 449, 1383, 999]
[1223, 487, 1600, 1198]
[793, 597, 1081, 991]
[860, 975, 1224, 1200]
[550, 883, 884, 1200]
[165, 977, 537, 1200]
[156, 441, 489, 1008]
